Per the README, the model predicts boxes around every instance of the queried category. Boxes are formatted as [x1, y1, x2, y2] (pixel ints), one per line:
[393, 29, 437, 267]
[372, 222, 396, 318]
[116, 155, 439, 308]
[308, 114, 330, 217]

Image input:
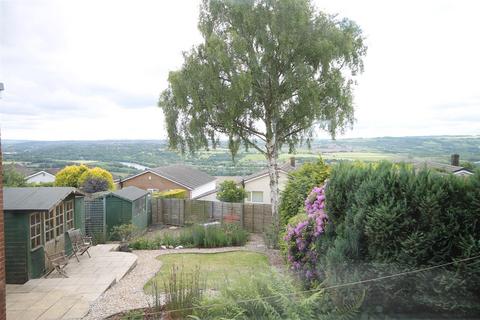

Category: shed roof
[111, 186, 148, 202]
[3, 187, 82, 211]
[149, 165, 215, 189]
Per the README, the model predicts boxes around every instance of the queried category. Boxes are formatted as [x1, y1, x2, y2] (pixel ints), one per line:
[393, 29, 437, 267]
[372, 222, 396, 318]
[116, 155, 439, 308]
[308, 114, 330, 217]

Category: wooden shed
[3, 187, 85, 284]
[105, 186, 149, 236]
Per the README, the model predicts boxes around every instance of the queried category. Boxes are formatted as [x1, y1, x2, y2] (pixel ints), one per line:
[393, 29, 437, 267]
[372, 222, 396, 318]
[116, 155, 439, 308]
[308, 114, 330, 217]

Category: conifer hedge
[279, 159, 330, 226]
[321, 161, 480, 316]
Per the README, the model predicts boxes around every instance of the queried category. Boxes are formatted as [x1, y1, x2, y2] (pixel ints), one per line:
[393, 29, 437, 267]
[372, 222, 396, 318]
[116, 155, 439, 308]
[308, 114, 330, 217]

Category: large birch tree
[159, 0, 366, 232]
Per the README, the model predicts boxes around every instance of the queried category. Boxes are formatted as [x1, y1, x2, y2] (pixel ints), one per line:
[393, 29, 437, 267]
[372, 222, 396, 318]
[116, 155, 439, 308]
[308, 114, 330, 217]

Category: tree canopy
[160, 0, 366, 155]
[159, 0, 366, 229]
[217, 180, 247, 202]
[2, 165, 27, 187]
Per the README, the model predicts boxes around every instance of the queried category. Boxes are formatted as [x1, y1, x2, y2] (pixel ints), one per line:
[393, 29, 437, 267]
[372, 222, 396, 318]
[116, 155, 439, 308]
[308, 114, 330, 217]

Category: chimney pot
[451, 154, 460, 166]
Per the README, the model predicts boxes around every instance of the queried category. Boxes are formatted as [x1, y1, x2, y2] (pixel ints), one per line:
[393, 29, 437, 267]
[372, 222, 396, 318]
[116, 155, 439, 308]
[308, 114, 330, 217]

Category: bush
[55, 164, 114, 192]
[81, 177, 109, 193]
[320, 161, 480, 316]
[78, 167, 114, 191]
[216, 180, 246, 202]
[284, 186, 329, 287]
[129, 224, 249, 249]
[279, 159, 329, 227]
[279, 213, 308, 255]
[110, 224, 138, 242]
[55, 164, 89, 188]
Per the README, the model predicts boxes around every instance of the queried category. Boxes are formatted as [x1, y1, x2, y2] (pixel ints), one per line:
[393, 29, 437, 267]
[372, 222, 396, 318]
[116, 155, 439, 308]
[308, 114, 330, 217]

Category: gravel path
[83, 234, 280, 320]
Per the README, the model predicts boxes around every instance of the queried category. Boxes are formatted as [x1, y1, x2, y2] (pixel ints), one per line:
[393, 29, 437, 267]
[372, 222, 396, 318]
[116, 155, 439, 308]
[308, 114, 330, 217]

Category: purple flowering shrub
[284, 185, 328, 285]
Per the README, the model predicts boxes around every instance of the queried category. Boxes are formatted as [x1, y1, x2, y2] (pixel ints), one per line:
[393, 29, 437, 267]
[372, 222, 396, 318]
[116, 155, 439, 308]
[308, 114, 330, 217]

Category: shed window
[133, 198, 145, 216]
[65, 200, 74, 230]
[45, 210, 55, 242]
[30, 212, 42, 249]
[55, 203, 64, 237]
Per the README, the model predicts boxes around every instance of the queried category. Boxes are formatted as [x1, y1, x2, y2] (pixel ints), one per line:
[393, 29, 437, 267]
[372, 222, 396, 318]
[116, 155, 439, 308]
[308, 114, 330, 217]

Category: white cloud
[1, 0, 480, 140]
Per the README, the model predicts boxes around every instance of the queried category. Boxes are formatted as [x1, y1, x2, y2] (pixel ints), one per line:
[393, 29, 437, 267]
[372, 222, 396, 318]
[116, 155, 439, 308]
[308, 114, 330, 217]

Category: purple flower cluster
[305, 186, 328, 237]
[284, 185, 329, 285]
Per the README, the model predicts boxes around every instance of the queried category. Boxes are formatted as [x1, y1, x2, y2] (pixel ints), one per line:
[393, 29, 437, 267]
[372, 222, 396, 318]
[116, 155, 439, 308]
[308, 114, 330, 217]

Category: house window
[45, 210, 55, 242]
[55, 202, 64, 237]
[65, 200, 74, 230]
[246, 191, 264, 203]
[30, 212, 42, 249]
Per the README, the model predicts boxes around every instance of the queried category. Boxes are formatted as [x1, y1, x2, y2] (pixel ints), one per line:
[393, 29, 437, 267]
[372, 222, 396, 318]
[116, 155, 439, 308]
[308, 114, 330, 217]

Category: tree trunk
[266, 142, 280, 233]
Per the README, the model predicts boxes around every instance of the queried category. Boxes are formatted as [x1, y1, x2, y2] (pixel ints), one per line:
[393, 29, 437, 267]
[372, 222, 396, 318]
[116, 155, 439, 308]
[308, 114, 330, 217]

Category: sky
[0, 0, 479, 141]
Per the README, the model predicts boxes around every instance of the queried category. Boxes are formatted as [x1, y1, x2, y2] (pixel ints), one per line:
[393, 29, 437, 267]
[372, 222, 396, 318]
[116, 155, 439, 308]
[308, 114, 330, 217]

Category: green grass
[322, 152, 400, 161]
[67, 160, 98, 164]
[144, 251, 270, 293]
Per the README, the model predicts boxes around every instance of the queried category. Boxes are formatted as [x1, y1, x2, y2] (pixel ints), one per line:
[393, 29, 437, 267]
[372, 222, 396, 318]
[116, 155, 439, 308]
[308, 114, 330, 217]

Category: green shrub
[320, 161, 480, 316]
[224, 223, 249, 246]
[110, 224, 138, 242]
[279, 159, 329, 227]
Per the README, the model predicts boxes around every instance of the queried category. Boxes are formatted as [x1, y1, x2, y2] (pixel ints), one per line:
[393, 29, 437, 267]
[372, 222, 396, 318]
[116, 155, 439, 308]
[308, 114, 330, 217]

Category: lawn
[144, 251, 270, 293]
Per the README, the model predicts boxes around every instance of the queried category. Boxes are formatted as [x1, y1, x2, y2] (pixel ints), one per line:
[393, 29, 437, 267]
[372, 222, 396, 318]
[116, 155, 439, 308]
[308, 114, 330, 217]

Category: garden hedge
[279, 158, 329, 226]
[320, 161, 480, 316]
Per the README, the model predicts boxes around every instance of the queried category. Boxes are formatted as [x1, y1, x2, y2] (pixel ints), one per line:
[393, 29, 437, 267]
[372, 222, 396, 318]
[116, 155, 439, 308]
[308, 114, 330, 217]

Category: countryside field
[2, 135, 479, 178]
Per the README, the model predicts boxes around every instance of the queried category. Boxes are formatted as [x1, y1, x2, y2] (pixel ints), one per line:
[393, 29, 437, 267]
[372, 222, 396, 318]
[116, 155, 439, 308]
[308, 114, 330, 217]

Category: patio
[6, 244, 137, 320]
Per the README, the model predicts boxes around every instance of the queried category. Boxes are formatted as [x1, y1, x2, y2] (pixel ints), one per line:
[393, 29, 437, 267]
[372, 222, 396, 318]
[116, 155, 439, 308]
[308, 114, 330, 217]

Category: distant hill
[2, 135, 479, 177]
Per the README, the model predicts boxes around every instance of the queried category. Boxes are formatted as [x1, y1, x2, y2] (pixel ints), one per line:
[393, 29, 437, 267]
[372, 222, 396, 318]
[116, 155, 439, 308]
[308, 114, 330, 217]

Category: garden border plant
[130, 223, 249, 250]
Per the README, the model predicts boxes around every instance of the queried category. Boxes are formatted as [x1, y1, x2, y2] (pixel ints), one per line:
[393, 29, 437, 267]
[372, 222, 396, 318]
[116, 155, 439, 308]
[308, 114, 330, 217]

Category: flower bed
[130, 223, 249, 249]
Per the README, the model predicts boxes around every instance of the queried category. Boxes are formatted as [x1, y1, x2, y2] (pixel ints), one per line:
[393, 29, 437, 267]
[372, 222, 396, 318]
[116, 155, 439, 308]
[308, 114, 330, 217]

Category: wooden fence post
[262, 204, 265, 232]
[252, 204, 255, 232]
[203, 201, 206, 221]
[240, 203, 244, 227]
[221, 202, 224, 224]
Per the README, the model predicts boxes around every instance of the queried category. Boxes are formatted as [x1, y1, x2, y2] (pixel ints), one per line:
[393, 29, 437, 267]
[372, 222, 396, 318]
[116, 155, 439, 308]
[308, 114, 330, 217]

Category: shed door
[106, 196, 131, 236]
[44, 203, 66, 270]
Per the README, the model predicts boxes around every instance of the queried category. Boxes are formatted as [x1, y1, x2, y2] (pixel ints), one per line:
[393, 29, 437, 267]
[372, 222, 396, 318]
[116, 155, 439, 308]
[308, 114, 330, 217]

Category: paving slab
[6, 244, 137, 320]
